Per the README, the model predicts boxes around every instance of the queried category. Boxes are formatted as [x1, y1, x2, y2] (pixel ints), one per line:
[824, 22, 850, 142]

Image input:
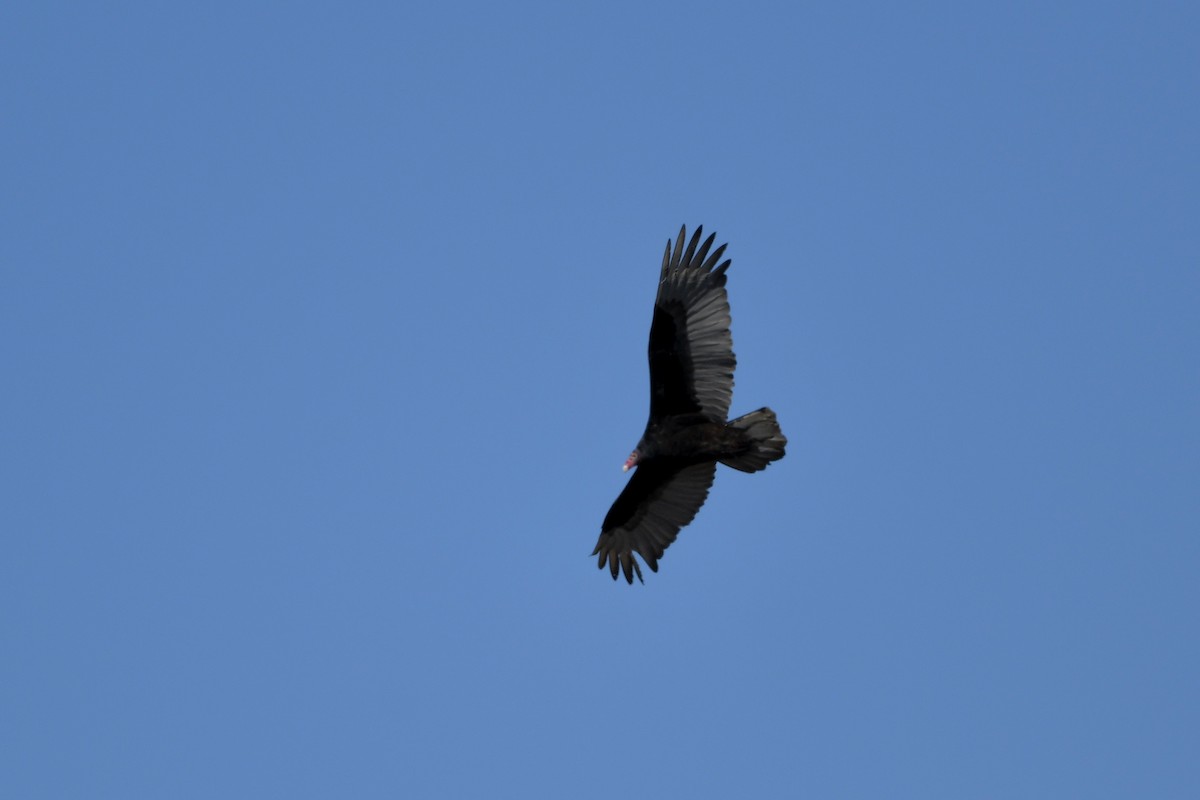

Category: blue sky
[2, 2, 1197, 797]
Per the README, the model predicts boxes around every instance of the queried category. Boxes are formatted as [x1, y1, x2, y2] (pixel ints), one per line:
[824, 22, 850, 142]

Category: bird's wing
[592, 461, 718, 584]
[647, 225, 735, 423]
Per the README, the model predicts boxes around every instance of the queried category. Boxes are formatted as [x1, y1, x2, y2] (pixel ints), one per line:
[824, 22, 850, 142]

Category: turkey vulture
[593, 225, 787, 583]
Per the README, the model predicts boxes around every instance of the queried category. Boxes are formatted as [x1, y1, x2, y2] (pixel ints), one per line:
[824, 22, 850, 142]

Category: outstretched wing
[647, 225, 735, 423]
[592, 461, 718, 584]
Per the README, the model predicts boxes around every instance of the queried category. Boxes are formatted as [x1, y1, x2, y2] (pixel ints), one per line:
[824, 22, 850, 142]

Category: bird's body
[627, 413, 765, 465]
[593, 225, 787, 583]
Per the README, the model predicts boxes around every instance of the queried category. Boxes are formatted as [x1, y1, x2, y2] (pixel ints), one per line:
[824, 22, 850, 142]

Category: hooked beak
[622, 452, 638, 472]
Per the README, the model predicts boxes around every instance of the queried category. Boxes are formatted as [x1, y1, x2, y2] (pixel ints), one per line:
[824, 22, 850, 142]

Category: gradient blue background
[3, 2, 1197, 797]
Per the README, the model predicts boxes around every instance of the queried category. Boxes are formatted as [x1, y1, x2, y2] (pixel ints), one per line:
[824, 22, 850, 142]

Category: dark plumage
[593, 225, 787, 583]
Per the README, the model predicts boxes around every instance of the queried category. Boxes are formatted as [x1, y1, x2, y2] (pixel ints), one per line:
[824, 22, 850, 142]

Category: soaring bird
[593, 225, 787, 583]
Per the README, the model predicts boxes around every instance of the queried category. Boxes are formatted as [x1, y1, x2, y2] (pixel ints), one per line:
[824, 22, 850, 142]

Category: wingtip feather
[670, 225, 687, 270]
[701, 242, 728, 273]
[682, 226, 703, 268]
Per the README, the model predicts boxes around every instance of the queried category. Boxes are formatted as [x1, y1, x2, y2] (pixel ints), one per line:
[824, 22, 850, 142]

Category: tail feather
[720, 407, 787, 473]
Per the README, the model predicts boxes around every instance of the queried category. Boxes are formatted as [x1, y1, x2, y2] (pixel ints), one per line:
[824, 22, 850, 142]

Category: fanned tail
[720, 407, 787, 473]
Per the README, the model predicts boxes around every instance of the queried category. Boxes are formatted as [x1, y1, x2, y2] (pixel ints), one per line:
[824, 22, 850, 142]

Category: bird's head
[622, 450, 640, 472]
